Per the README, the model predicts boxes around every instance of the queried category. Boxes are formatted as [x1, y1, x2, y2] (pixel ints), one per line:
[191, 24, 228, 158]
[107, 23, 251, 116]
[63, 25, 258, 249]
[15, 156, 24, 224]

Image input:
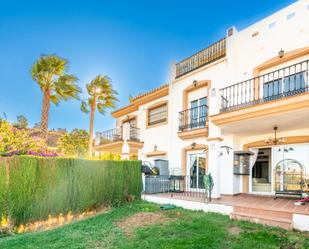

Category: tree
[81, 75, 118, 157]
[31, 54, 80, 139]
[33, 122, 41, 129]
[58, 129, 89, 157]
[0, 119, 40, 154]
[13, 115, 28, 129]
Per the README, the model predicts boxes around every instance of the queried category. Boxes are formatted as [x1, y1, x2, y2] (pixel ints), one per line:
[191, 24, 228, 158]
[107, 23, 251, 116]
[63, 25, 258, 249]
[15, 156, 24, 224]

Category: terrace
[143, 175, 309, 230]
[219, 59, 309, 113]
[175, 38, 226, 78]
[211, 59, 309, 127]
[95, 125, 143, 157]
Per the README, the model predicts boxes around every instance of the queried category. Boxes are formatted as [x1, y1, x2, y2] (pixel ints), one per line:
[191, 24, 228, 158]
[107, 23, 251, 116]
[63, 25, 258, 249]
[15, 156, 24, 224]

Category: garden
[0, 201, 308, 249]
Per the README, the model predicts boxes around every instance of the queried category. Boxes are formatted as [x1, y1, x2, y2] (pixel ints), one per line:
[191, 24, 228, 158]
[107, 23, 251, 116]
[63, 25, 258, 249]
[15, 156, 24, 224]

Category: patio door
[187, 152, 207, 190]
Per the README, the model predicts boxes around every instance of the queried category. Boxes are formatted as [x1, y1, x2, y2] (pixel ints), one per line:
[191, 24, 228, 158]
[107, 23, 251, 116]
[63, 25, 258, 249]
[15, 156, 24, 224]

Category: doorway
[187, 152, 207, 190]
[251, 148, 272, 192]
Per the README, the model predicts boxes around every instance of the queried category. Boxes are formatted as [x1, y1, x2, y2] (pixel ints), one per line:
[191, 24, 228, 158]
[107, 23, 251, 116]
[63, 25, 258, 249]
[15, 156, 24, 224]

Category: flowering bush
[58, 129, 89, 157]
[1, 150, 60, 157]
[0, 119, 53, 157]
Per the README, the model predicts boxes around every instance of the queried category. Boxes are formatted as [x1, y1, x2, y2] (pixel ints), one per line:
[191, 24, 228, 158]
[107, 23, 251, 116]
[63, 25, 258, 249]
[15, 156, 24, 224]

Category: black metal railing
[144, 175, 209, 200]
[179, 105, 208, 132]
[175, 38, 226, 78]
[219, 59, 309, 112]
[129, 126, 141, 142]
[99, 127, 122, 145]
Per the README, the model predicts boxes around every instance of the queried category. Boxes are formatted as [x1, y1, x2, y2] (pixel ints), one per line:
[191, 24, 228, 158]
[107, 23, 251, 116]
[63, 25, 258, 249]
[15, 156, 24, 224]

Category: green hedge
[0, 156, 141, 226]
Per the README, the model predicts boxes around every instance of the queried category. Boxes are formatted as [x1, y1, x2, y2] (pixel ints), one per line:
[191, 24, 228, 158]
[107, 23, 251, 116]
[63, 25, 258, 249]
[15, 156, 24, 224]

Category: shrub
[0, 156, 141, 226]
[0, 120, 45, 155]
[58, 129, 89, 157]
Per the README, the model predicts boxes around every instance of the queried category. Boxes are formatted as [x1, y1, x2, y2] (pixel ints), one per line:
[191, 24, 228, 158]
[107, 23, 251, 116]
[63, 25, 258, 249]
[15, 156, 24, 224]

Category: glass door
[187, 153, 207, 190]
[190, 100, 198, 129]
[190, 97, 208, 129]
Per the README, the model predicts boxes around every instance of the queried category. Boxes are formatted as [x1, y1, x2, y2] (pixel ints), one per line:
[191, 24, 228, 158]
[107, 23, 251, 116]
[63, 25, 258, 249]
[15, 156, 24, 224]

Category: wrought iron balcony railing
[98, 126, 142, 145]
[98, 127, 122, 145]
[219, 59, 309, 112]
[179, 105, 208, 132]
[129, 126, 141, 142]
[175, 38, 226, 78]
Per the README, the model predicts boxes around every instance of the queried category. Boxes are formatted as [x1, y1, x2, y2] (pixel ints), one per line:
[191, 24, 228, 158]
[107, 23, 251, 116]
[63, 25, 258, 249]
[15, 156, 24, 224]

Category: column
[121, 123, 131, 160]
[208, 142, 221, 199]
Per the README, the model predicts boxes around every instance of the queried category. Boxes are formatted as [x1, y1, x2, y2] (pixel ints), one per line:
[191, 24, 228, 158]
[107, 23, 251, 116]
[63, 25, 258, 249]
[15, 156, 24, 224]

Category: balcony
[98, 127, 123, 145]
[211, 59, 309, 128]
[97, 126, 142, 145]
[95, 125, 143, 157]
[219, 60, 309, 112]
[178, 105, 209, 139]
[175, 38, 226, 78]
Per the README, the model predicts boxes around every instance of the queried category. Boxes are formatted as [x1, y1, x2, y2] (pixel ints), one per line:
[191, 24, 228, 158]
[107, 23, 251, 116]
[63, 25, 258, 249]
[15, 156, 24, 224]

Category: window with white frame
[190, 97, 207, 128]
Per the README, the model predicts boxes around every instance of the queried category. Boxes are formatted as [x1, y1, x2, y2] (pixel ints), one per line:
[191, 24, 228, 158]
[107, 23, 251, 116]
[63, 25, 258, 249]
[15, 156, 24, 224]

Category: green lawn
[0, 201, 308, 249]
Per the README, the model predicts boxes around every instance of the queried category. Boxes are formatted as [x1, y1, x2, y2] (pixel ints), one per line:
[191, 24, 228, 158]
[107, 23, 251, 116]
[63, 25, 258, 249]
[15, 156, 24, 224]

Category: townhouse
[95, 0, 309, 199]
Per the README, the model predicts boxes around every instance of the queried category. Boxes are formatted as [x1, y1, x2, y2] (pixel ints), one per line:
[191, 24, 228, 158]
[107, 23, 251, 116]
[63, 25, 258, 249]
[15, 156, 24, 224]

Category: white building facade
[95, 0, 309, 199]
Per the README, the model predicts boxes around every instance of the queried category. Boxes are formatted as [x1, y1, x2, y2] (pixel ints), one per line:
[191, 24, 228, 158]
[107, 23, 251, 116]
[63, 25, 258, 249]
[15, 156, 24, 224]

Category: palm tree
[31, 54, 80, 139]
[81, 75, 118, 157]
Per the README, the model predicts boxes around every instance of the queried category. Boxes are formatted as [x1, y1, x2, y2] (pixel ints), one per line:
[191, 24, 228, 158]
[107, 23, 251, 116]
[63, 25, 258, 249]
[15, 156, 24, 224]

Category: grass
[0, 201, 308, 249]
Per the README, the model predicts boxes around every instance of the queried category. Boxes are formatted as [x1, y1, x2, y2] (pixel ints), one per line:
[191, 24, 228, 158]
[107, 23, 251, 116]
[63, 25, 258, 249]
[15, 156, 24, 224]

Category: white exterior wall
[223, 0, 309, 91]
[138, 95, 170, 165]
[168, 62, 227, 172]
[116, 95, 170, 165]
[105, 0, 309, 197]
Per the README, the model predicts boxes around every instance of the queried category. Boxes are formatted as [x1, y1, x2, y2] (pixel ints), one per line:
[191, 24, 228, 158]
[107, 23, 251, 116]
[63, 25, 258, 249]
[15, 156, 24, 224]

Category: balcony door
[187, 152, 207, 190]
[123, 118, 137, 128]
[190, 97, 207, 129]
[263, 71, 306, 100]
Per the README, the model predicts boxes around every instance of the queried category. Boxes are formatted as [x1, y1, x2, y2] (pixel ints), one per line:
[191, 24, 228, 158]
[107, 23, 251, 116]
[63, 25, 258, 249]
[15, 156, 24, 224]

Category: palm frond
[83, 74, 118, 115]
[96, 103, 106, 114]
[50, 95, 61, 105]
[53, 74, 80, 101]
[31, 54, 71, 92]
[81, 100, 89, 114]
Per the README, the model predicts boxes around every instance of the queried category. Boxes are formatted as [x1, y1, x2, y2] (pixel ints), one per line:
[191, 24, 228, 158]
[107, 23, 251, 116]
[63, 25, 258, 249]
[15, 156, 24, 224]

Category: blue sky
[0, 0, 295, 133]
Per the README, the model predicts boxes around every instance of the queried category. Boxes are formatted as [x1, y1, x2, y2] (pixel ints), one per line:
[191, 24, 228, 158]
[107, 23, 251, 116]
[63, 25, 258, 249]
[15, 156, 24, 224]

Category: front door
[187, 152, 207, 190]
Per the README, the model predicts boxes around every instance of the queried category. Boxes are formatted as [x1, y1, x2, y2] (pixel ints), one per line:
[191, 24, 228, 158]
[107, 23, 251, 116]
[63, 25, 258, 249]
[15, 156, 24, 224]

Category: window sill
[146, 120, 168, 129]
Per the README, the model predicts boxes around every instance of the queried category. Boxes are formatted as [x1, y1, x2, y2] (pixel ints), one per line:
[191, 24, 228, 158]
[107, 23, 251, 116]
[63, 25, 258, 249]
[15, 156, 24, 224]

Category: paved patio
[145, 193, 309, 215]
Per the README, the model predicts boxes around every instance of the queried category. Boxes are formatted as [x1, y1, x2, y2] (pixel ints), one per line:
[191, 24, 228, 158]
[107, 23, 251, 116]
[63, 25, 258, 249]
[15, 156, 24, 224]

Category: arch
[242, 135, 309, 194]
[182, 80, 211, 110]
[243, 135, 309, 150]
[253, 47, 309, 77]
[121, 114, 137, 125]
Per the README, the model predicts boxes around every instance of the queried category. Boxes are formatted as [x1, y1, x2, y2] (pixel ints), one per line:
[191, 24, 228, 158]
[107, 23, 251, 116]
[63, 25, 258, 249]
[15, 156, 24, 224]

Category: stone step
[233, 206, 293, 220]
[230, 211, 292, 230]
